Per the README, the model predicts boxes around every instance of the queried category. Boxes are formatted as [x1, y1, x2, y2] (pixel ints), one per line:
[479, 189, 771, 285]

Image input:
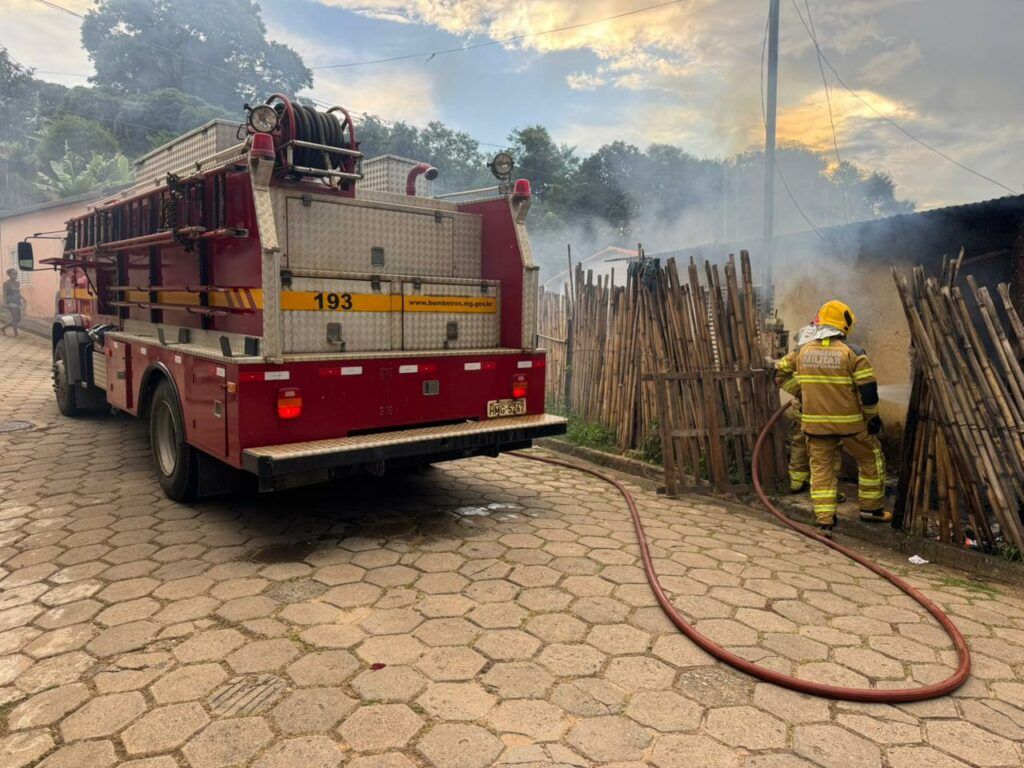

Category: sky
[2, 0, 1023, 210]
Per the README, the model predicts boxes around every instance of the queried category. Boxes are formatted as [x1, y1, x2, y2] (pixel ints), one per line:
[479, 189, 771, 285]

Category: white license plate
[487, 398, 527, 418]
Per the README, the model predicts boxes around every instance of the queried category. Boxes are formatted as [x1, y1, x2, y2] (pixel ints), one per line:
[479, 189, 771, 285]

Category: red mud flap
[242, 414, 567, 481]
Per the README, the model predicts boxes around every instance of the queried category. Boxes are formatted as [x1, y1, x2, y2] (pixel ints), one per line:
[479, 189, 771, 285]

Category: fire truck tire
[53, 342, 83, 417]
[149, 379, 198, 501]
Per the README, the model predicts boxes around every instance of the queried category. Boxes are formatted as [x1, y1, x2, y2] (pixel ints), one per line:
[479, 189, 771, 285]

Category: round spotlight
[490, 152, 515, 180]
[248, 104, 280, 133]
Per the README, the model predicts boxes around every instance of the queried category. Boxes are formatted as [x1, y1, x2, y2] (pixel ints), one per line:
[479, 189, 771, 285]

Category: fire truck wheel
[53, 342, 83, 417]
[150, 379, 198, 501]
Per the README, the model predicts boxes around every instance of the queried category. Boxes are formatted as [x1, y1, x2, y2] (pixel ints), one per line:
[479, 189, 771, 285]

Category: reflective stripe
[858, 478, 883, 487]
[796, 374, 854, 385]
[782, 378, 800, 394]
[813, 504, 838, 513]
[790, 471, 810, 481]
[801, 413, 863, 424]
[859, 490, 885, 500]
[811, 490, 836, 499]
[853, 368, 875, 381]
[777, 359, 793, 372]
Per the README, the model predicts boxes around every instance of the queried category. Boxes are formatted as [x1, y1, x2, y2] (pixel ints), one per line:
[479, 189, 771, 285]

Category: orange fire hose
[514, 403, 971, 701]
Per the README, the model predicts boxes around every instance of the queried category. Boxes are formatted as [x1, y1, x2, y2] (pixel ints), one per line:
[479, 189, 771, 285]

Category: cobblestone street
[2, 330, 1024, 768]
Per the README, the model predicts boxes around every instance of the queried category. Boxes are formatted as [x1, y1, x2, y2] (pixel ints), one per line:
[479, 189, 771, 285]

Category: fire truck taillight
[277, 387, 302, 420]
[512, 374, 528, 399]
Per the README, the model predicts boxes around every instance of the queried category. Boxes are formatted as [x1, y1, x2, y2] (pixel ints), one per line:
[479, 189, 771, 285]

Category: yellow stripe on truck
[65, 288, 496, 314]
[280, 292, 400, 312]
[403, 296, 497, 314]
[61, 288, 95, 301]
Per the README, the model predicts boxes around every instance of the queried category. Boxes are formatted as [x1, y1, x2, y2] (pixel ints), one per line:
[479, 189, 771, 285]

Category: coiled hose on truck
[514, 402, 971, 701]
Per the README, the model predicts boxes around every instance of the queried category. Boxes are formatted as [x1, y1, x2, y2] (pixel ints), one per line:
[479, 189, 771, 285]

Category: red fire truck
[17, 96, 566, 500]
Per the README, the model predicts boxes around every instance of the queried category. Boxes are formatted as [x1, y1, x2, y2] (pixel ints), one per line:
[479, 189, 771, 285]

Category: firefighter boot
[818, 515, 838, 540]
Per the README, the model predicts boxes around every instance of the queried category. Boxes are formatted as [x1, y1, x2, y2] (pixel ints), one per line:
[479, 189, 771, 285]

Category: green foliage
[937, 576, 1001, 595]
[357, 115, 492, 193]
[81, 0, 311, 111]
[37, 151, 132, 199]
[52, 86, 226, 158]
[637, 425, 663, 465]
[564, 417, 617, 451]
[36, 115, 119, 168]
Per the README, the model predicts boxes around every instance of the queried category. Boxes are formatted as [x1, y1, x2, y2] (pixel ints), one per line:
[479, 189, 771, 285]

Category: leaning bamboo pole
[892, 262, 1024, 552]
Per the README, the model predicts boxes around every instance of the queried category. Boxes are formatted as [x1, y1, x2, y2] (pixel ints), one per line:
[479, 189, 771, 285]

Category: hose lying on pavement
[513, 403, 971, 702]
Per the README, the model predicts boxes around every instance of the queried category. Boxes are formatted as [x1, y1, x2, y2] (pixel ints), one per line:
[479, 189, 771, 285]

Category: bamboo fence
[537, 250, 785, 493]
[893, 253, 1024, 552]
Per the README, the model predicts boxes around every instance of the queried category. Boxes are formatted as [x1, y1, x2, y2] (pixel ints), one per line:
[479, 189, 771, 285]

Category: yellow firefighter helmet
[814, 300, 856, 334]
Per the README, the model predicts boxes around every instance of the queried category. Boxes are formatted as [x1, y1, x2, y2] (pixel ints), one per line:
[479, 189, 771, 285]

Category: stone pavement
[1, 331, 1023, 768]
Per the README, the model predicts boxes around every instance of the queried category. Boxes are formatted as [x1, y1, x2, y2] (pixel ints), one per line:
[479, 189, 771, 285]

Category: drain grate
[0, 420, 33, 434]
[208, 674, 286, 716]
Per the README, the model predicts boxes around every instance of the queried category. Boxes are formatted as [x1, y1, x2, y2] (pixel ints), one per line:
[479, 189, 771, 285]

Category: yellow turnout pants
[788, 415, 810, 491]
[806, 429, 885, 524]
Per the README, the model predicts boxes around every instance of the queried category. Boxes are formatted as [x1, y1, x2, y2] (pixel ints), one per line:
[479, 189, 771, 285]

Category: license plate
[487, 398, 526, 418]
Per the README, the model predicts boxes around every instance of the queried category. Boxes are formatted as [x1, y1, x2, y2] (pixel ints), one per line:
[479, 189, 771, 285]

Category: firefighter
[775, 300, 888, 537]
[781, 322, 844, 499]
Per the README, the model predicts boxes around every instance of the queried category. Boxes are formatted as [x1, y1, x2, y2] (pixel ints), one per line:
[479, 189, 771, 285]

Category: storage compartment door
[286, 197, 456, 277]
[282, 277, 396, 354]
[105, 339, 131, 410]
[402, 280, 500, 350]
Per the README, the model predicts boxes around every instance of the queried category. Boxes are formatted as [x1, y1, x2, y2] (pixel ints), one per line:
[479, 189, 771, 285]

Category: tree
[81, 0, 311, 111]
[36, 150, 132, 199]
[354, 115, 491, 194]
[565, 141, 640, 232]
[35, 114, 120, 168]
[0, 46, 34, 139]
[506, 126, 577, 203]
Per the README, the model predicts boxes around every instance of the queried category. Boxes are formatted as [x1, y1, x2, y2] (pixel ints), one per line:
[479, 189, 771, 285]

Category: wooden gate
[645, 368, 785, 495]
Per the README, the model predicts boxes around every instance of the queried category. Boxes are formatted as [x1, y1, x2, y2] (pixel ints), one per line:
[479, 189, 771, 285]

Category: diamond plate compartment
[402, 280, 500, 351]
[285, 196, 455, 277]
[282, 276, 394, 354]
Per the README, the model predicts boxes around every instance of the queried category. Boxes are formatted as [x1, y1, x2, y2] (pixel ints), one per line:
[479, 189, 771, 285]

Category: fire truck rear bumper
[242, 414, 567, 484]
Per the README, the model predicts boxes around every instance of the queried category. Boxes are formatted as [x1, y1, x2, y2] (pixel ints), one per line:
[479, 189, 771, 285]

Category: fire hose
[514, 402, 971, 701]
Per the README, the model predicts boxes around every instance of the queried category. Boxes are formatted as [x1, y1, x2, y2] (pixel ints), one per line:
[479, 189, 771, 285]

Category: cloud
[857, 41, 922, 85]
[771, 88, 915, 153]
[0, 0, 95, 86]
[311, 67, 440, 125]
[565, 71, 606, 91]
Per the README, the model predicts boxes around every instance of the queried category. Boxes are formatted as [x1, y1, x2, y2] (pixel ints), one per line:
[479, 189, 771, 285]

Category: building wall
[0, 200, 92, 320]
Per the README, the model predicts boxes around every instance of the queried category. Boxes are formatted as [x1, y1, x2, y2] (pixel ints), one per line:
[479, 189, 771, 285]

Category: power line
[32, 70, 90, 78]
[311, 0, 686, 70]
[759, 8, 826, 240]
[803, 0, 848, 223]
[32, 0, 79, 17]
[788, 0, 1017, 196]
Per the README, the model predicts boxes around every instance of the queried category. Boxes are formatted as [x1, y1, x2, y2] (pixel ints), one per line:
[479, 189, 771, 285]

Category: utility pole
[763, 0, 780, 299]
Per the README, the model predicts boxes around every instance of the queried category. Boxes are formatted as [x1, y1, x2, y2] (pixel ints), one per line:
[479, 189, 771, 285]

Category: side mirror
[17, 241, 34, 271]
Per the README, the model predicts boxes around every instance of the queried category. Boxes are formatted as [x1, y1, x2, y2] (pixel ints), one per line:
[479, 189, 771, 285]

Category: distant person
[775, 300, 888, 538]
[2, 268, 23, 337]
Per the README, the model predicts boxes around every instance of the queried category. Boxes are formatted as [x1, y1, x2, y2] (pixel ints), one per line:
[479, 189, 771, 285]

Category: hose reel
[253, 94, 362, 189]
